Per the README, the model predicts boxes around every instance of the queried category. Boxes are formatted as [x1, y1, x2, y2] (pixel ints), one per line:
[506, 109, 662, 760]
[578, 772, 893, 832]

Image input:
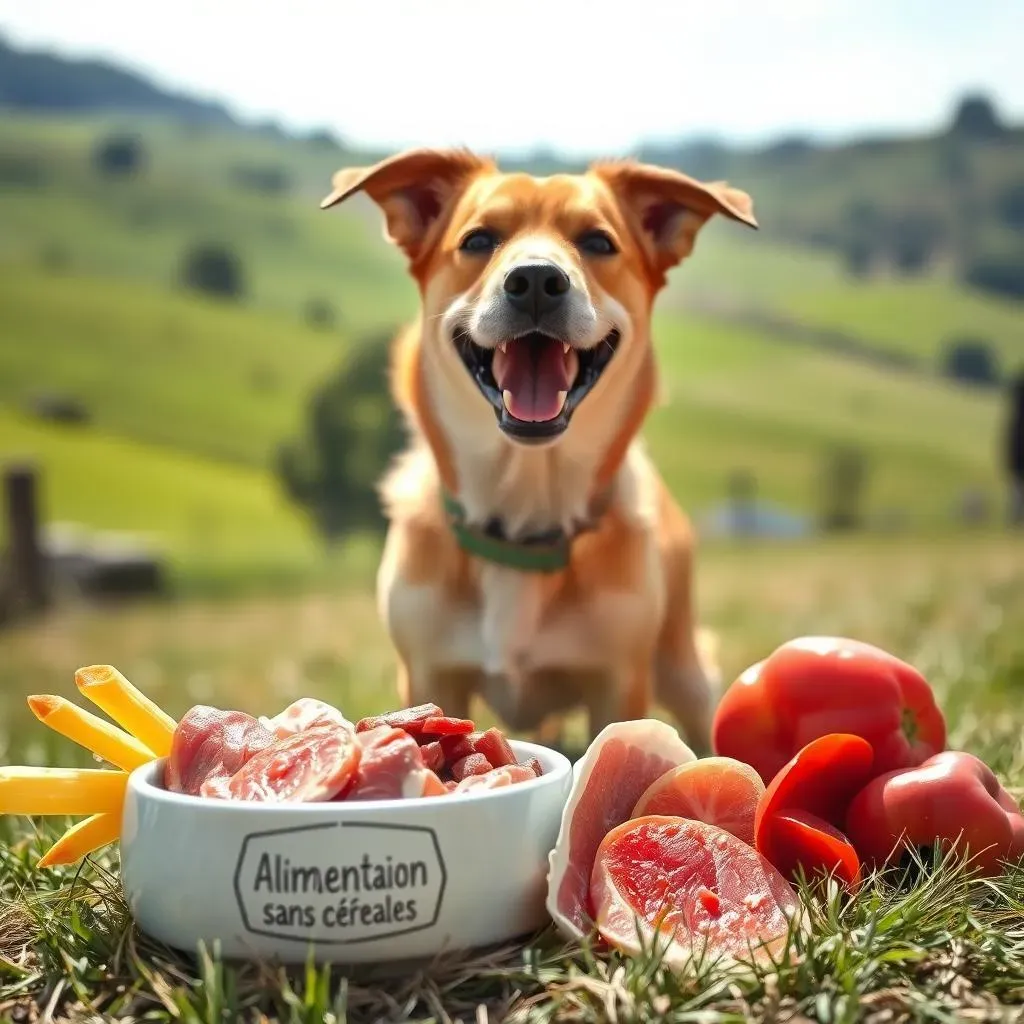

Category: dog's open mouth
[454, 329, 621, 443]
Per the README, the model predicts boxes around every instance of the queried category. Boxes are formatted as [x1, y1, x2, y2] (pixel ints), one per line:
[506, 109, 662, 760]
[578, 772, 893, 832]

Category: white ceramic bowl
[119, 740, 572, 965]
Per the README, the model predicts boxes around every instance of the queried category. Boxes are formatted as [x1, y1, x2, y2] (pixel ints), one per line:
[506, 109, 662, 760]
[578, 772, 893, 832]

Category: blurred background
[0, 1, 1022, 758]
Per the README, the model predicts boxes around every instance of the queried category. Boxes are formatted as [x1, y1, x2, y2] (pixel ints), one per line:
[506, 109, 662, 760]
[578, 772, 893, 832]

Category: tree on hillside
[995, 183, 1024, 231]
[93, 133, 146, 177]
[305, 127, 342, 149]
[276, 333, 405, 540]
[840, 200, 880, 279]
[941, 337, 1001, 388]
[304, 298, 336, 330]
[818, 444, 870, 532]
[887, 211, 944, 276]
[229, 162, 291, 196]
[842, 237, 873, 279]
[179, 243, 245, 300]
[948, 92, 1006, 141]
[962, 247, 1024, 302]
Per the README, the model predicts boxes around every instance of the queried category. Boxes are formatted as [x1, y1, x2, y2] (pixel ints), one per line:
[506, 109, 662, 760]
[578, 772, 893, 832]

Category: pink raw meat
[198, 776, 234, 799]
[454, 763, 536, 793]
[344, 724, 433, 800]
[164, 705, 275, 796]
[259, 697, 353, 739]
[545, 719, 696, 941]
[227, 722, 361, 802]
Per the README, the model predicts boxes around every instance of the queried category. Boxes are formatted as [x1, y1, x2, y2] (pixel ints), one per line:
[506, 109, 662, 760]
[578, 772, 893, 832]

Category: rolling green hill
[0, 265, 1003, 572]
[2, 106, 1021, 374]
[0, 109, 412, 330]
[0, 267, 352, 466]
[0, 99, 1019, 594]
[669, 230, 1024, 372]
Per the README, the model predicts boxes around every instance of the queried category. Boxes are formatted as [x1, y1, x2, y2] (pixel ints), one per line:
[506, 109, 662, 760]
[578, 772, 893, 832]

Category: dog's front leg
[378, 532, 478, 720]
[398, 659, 476, 720]
[478, 670, 555, 733]
[584, 655, 654, 742]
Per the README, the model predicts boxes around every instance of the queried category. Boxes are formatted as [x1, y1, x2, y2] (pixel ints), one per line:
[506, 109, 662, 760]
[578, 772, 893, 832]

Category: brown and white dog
[321, 149, 756, 752]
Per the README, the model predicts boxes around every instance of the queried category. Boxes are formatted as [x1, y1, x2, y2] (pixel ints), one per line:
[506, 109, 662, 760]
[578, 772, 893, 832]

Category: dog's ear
[592, 160, 757, 278]
[321, 148, 492, 262]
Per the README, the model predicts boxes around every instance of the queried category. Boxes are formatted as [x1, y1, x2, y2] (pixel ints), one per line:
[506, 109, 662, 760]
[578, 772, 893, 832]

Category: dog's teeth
[498, 342, 508, 353]
[556, 390, 568, 412]
[502, 390, 514, 413]
[563, 343, 571, 354]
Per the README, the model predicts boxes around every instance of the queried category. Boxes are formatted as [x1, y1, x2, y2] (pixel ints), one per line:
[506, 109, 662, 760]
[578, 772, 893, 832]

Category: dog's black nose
[503, 261, 570, 320]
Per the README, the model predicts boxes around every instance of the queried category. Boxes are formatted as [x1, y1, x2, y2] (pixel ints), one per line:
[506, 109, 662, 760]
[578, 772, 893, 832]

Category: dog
[320, 149, 756, 752]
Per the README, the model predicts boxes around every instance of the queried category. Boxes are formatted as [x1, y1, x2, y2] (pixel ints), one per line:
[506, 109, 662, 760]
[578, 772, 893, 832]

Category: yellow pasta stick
[74, 665, 177, 757]
[27, 695, 156, 771]
[38, 812, 121, 868]
[0, 766, 127, 816]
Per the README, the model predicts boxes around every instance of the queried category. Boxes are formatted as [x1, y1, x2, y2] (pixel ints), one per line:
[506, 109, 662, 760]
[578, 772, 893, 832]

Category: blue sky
[1, 0, 1021, 155]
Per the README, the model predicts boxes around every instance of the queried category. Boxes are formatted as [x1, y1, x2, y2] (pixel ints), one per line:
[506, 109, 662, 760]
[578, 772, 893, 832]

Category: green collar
[442, 490, 576, 573]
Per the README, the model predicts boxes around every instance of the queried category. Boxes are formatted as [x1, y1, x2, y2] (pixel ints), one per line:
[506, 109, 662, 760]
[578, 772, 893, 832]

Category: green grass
[1, 94, 1024, 1024]
[0, 266, 353, 467]
[0, 110, 413, 331]
[1, 533, 1023, 1021]
[668, 228, 1024, 373]
[4, 109, 1023, 377]
[0, 109, 1017, 560]
[644, 311, 1002, 519]
[0, 265, 1006, 555]
[0, 406, 390, 596]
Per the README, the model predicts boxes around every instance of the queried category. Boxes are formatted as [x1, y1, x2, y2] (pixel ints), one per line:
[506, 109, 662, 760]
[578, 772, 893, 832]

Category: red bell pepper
[845, 750, 1024, 877]
[754, 733, 874, 889]
[712, 636, 946, 784]
[764, 810, 862, 890]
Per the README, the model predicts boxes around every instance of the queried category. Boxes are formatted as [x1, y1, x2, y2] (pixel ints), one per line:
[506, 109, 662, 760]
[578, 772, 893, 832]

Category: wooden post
[4, 463, 49, 612]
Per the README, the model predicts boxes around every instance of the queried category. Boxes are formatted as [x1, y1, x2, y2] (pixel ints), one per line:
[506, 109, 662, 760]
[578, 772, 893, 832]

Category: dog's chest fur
[377, 442, 665, 685]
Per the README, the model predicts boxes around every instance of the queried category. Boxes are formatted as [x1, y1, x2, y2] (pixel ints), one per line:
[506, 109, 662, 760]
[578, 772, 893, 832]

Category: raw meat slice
[545, 719, 696, 941]
[226, 722, 360, 802]
[420, 770, 448, 796]
[420, 715, 475, 736]
[198, 776, 234, 799]
[345, 725, 432, 801]
[631, 757, 765, 847]
[419, 741, 445, 774]
[164, 705, 276, 796]
[355, 703, 441, 735]
[259, 697, 352, 739]
[473, 727, 517, 768]
[440, 733, 477, 762]
[451, 752, 493, 781]
[591, 816, 800, 969]
[454, 764, 537, 793]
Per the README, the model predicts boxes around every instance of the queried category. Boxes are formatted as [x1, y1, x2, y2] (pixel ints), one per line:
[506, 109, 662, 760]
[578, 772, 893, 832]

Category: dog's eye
[459, 229, 500, 254]
[577, 230, 618, 256]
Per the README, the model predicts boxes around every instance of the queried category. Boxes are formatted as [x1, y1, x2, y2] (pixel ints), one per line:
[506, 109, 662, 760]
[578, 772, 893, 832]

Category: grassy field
[1, 532, 1023, 1021]
[0, 111, 410, 329]
[3, 110, 1023, 367]
[0, 261, 1007, 584]
[1, 106, 1023, 1021]
[0, 406, 356, 592]
[0, 109, 1019, 577]
[670, 230, 1024, 373]
[0, 266, 356, 468]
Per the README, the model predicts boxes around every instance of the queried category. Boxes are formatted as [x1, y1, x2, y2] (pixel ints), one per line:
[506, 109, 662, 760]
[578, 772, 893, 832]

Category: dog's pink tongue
[493, 340, 573, 422]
